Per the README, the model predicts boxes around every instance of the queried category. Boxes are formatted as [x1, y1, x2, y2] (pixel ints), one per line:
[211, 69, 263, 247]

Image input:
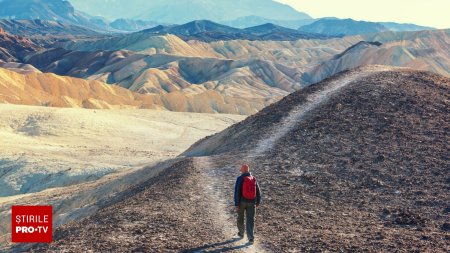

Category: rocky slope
[24, 66, 449, 252]
[0, 28, 40, 62]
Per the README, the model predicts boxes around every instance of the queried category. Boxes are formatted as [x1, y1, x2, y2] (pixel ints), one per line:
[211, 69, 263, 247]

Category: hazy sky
[276, 0, 450, 29]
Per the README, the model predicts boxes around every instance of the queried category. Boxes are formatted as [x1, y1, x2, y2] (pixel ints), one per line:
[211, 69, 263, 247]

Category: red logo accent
[11, 206, 52, 243]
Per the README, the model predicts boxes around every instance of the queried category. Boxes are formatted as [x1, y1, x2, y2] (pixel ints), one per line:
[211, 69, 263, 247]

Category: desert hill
[60, 32, 359, 66]
[0, 28, 40, 62]
[27, 66, 449, 252]
[0, 67, 146, 109]
[303, 29, 450, 83]
[26, 48, 303, 94]
[0, 66, 284, 114]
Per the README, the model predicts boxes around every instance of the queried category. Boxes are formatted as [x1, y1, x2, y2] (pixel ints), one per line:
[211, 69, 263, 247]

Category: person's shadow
[183, 237, 254, 252]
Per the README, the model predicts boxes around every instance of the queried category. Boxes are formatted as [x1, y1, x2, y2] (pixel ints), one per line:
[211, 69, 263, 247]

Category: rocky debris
[441, 223, 450, 232]
[381, 208, 426, 227]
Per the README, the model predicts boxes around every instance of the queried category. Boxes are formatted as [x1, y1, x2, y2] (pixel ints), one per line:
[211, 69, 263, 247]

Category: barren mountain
[0, 63, 290, 115]
[0, 67, 147, 109]
[60, 33, 361, 68]
[139, 20, 329, 42]
[25, 66, 449, 252]
[0, 0, 108, 31]
[303, 29, 450, 83]
[299, 18, 389, 36]
[61, 33, 218, 57]
[24, 48, 306, 114]
[299, 18, 434, 36]
[222, 15, 315, 29]
[0, 61, 41, 74]
[69, 0, 311, 24]
[379, 22, 434, 32]
[109, 19, 160, 32]
[0, 19, 100, 38]
[27, 48, 303, 90]
[0, 28, 40, 62]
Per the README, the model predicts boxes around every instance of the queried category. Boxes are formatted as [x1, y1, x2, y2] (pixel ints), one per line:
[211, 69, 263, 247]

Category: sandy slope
[0, 103, 245, 245]
[0, 103, 244, 197]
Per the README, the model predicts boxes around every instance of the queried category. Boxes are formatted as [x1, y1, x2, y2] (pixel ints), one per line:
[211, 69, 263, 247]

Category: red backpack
[242, 176, 257, 200]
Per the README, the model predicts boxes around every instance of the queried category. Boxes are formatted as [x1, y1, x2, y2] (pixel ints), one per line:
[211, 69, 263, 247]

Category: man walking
[234, 164, 262, 244]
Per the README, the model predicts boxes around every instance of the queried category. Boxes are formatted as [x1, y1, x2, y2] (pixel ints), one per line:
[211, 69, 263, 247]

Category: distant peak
[334, 41, 382, 59]
[257, 23, 278, 28]
[188, 20, 218, 25]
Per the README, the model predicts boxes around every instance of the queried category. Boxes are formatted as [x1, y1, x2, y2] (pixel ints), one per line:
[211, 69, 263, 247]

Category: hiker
[234, 164, 262, 244]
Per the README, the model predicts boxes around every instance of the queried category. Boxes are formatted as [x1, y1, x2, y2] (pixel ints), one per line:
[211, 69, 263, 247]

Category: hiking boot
[237, 233, 244, 238]
[249, 239, 254, 244]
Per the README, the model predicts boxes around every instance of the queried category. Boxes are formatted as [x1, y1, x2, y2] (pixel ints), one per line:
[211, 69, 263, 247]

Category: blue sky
[277, 0, 450, 29]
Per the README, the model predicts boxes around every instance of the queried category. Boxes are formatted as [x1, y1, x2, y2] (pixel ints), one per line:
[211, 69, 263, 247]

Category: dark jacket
[234, 172, 262, 206]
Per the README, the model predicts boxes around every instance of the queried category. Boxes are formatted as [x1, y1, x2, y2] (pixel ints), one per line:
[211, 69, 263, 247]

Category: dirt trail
[193, 156, 266, 253]
[251, 66, 390, 156]
[190, 67, 393, 252]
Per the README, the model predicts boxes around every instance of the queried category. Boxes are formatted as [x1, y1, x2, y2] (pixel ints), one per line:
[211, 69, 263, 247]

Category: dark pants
[237, 201, 256, 240]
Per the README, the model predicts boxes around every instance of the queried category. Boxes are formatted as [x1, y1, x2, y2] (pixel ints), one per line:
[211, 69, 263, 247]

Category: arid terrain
[18, 66, 449, 252]
[0, 104, 244, 247]
[0, 1, 449, 252]
[2, 24, 449, 115]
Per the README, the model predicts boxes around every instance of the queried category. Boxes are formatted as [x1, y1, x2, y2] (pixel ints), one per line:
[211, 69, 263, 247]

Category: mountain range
[0, 27, 40, 62]
[299, 18, 434, 36]
[69, 0, 311, 23]
[0, 0, 109, 30]
[139, 20, 330, 41]
[0, 19, 100, 38]
[1, 22, 448, 115]
[0, 0, 436, 34]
